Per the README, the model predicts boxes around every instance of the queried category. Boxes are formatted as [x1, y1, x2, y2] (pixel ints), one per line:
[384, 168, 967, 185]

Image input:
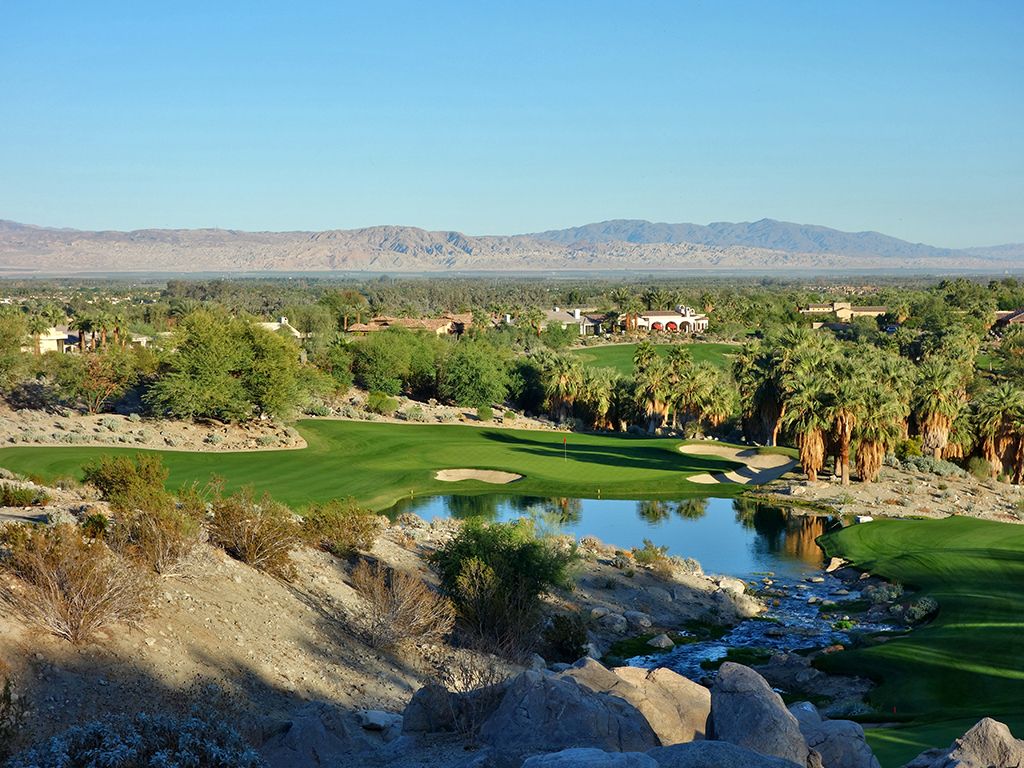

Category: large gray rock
[522, 748, 659, 768]
[903, 718, 1024, 768]
[478, 670, 659, 756]
[708, 662, 814, 766]
[648, 741, 804, 767]
[789, 702, 880, 768]
[402, 680, 507, 735]
[562, 658, 710, 744]
[260, 703, 362, 768]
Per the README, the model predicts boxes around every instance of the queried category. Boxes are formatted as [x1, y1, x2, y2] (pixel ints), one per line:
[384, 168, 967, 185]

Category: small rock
[647, 633, 675, 650]
[624, 611, 653, 629]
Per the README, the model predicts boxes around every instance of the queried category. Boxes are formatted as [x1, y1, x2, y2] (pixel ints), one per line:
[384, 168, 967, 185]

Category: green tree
[55, 348, 146, 414]
[0, 312, 27, 390]
[145, 311, 251, 422]
[913, 358, 967, 460]
[439, 341, 509, 407]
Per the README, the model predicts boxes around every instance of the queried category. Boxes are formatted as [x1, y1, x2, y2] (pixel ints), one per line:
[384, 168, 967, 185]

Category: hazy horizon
[2, 2, 1022, 248]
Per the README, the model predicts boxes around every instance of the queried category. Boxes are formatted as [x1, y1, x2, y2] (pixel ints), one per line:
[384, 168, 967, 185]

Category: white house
[635, 307, 708, 334]
[256, 316, 304, 339]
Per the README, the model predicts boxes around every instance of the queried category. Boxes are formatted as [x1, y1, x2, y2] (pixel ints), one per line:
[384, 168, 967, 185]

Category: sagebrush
[0, 524, 152, 644]
[208, 486, 299, 579]
[351, 559, 455, 650]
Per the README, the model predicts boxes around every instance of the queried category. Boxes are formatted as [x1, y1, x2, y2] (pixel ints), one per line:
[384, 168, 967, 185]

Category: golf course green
[569, 341, 736, 375]
[820, 517, 1024, 767]
[0, 420, 744, 511]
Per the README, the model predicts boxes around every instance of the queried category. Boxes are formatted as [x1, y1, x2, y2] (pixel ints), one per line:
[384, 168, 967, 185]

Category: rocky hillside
[0, 218, 1015, 275]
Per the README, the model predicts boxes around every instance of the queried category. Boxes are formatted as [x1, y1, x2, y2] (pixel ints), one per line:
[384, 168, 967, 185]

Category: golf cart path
[679, 443, 797, 485]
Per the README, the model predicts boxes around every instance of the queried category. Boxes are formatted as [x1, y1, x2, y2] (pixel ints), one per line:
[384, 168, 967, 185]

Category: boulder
[716, 577, 747, 597]
[613, 665, 711, 744]
[789, 702, 880, 768]
[402, 680, 507, 735]
[903, 718, 1024, 768]
[708, 663, 813, 766]
[625, 610, 654, 629]
[562, 658, 709, 745]
[356, 709, 403, 742]
[260, 703, 362, 768]
[478, 670, 659, 756]
[647, 633, 675, 649]
[601, 613, 629, 633]
[647, 741, 804, 767]
[522, 748, 659, 768]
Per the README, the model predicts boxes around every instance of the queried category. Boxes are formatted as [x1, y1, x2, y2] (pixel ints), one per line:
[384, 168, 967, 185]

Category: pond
[388, 494, 895, 678]
[387, 494, 837, 580]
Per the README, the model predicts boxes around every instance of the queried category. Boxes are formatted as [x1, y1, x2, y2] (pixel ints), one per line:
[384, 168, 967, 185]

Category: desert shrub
[542, 612, 588, 663]
[893, 438, 922, 460]
[350, 559, 455, 650]
[863, 581, 904, 604]
[127, 412, 142, 423]
[109, 502, 206, 577]
[903, 595, 939, 623]
[303, 401, 331, 417]
[0, 484, 49, 507]
[434, 654, 511, 745]
[404, 405, 428, 422]
[257, 435, 277, 447]
[83, 454, 169, 513]
[82, 456, 205, 576]
[52, 475, 80, 491]
[967, 456, 993, 481]
[476, 405, 493, 422]
[302, 499, 383, 557]
[632, 539, 676, 578]
[0, 524, 152, 644]
[204, 433, 224, 445]
[6, 711, 264, 768]
[208, 486, 299, 579]
[365, 391, 399, 416]
[503, 411, 516, 423]
[429, 520, 575, 657]
[100, 417, 120, 432]
[81, 512, 109, 539]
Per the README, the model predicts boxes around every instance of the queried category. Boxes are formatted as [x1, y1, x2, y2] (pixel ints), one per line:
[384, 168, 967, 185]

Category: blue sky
[1, 1, 1021, 246]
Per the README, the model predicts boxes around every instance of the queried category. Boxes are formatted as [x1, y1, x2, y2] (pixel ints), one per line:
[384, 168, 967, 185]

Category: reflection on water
[386, 494, 839, 579]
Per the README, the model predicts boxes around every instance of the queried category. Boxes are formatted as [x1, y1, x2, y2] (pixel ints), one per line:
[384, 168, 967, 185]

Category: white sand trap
[435, 469, 523, 484]
[679, 443, 797, 486]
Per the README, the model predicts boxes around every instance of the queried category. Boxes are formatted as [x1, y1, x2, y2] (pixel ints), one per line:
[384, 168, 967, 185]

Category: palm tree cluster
[531, 341, 734, 437]
[736, 324, 1024, 485]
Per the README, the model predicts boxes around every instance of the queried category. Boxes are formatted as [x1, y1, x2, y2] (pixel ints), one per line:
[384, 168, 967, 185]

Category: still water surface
[387, 494, 837, 580]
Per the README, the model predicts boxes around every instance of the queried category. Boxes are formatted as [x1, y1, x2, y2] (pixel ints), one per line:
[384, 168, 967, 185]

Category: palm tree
[643, 288, 671, 311]
[26, 314, 50, 355]
[973, 382, 1024, 480]
[542, 355, 585, 422]
[913, 358, 966, 459]
[579, 367, 614, 430]
[109, 310, 129, 349]
[521, 307, 545, 338]
[634, 356, 672, 432]
[821, 354, 867, 486]
[780, 379, 829, 482]
[70, 315, 93, 352]
[854, 388, 906, 482]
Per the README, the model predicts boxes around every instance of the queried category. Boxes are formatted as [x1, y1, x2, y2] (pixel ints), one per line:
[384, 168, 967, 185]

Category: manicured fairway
[569, 342, 736, 376]
[820, 517, 1024, 767]
[0, 420, 744, 511]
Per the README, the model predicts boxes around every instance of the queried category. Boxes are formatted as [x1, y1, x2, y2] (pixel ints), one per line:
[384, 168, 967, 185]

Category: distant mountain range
[0, 218, 1019, 275]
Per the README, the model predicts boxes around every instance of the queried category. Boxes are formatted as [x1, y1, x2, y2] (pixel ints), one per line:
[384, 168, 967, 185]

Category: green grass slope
[820, 517, 1024, 766]
[569, 342, 735, 375]
[0, 420, 743, 511]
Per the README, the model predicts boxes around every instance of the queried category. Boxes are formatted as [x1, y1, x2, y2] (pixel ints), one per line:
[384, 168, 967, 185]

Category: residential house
[634, 307, 709, 334]
[540, 307, 610, 336]
[799, 301, 888, 322]
[256, 316, 304, 339]
[21, 326, 72, 354]
[995, 308, 1024, 329]
[347, 316, 454, 336]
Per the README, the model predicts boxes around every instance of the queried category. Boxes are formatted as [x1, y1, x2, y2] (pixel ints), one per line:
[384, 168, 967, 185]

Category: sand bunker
[679, 443, 796, 486]
[435, 469, 523, 484]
